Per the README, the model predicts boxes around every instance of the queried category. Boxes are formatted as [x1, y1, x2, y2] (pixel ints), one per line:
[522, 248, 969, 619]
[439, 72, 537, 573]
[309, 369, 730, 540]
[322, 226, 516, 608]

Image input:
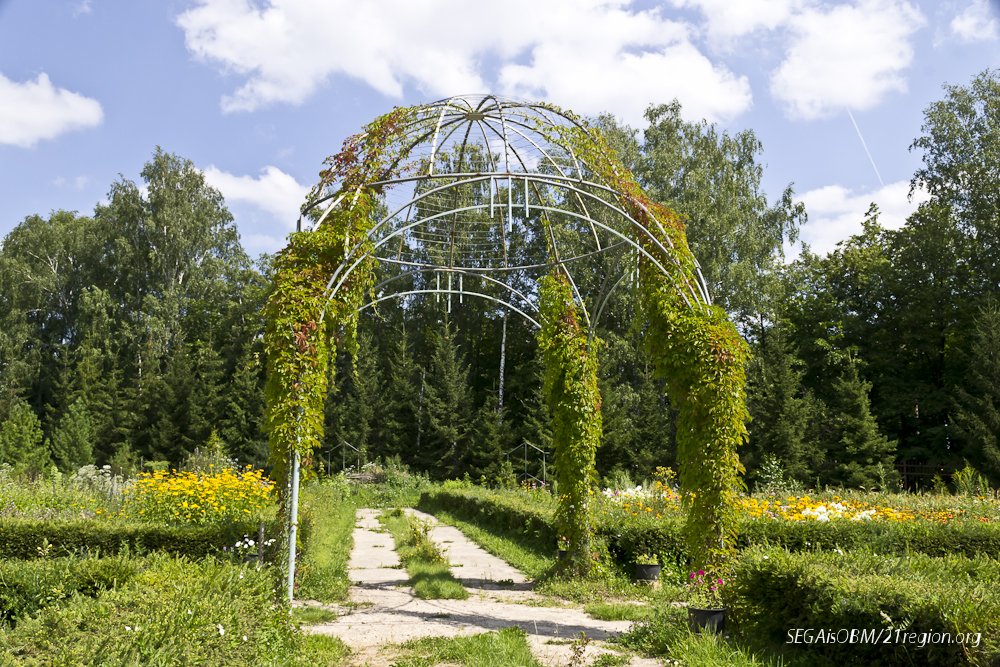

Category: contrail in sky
[847, 109, 885, 187]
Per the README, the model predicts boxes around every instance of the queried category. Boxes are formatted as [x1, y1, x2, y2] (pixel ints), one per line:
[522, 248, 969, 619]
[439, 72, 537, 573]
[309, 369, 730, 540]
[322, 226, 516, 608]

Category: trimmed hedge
[0, 556, 138, 626]
[0, 519, 275, 560]
[726, 548, 1000, 667]
[417, 487, 554, 552]
[419, 487, 1000, 567]
[739, 517, 1000, 559]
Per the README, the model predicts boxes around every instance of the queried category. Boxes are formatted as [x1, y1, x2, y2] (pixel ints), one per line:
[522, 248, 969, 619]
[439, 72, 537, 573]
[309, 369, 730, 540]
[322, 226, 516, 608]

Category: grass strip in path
[381, 509, 468, 600]
[297, 482, 357, 602]
[391, 626, 542, 667]
[428, 509, 553, 579]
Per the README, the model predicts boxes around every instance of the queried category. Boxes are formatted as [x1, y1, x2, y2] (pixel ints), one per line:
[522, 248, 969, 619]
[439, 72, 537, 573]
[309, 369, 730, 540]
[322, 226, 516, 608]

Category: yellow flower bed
[738, 495, 986, 523]
[120, 467, 275, 525]
[597, 486, 996, 526]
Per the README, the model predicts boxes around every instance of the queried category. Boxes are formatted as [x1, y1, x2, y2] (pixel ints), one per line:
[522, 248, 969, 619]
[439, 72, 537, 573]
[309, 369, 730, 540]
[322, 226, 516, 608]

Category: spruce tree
[219, 347, 267, 467]
[953, 301, 1000, 481]
[818, 356, 896, 488]
[382, 325, 420, 463]
[0, 398, 48, 471]
[48, 398, 95, 472]
[469, 393, 509, 481]
[421, 320, 473, 478]
[746, 323, 823, 483]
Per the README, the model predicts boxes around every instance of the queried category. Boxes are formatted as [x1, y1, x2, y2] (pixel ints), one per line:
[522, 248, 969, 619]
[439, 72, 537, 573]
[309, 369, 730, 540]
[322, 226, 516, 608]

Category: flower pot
[687, 606, 726, 633]
[633, 563, 662, 582]
[557, 549, 569, 561]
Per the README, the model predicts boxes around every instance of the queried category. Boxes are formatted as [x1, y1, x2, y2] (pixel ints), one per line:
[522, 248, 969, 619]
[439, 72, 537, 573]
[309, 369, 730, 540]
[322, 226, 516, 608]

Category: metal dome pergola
[297, 94, 713, 331]
[282, 95, 721, 600]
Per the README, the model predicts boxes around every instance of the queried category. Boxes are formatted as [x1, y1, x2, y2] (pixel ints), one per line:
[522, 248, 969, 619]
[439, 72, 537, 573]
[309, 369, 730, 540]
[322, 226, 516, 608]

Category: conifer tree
[953, 301, 1000, 481]
[0, 398, 48, 471]
[421, 320, 473, 478]
[746, 323, 822, 483]
[48, 398, 95, 471]
[382, 325, 420, 462]
[817, 355, 896, 488]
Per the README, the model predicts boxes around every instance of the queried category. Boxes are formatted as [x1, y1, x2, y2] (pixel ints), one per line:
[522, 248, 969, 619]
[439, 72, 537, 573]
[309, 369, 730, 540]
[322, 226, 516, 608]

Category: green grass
[298, 634, 351, 664]
[391, 626, 542, 666]
[585, 601, 653, 622]
[297, 481, 358, 602]
[430, 509, 553, 579]
[381, 510, 468, 600]
[0, 553, 349, 666]
[291, 606, 340, 625]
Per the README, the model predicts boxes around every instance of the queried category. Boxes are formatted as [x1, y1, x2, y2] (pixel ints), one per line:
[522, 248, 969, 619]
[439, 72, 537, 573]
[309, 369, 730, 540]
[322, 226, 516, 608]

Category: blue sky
[0, 0, 997, 257]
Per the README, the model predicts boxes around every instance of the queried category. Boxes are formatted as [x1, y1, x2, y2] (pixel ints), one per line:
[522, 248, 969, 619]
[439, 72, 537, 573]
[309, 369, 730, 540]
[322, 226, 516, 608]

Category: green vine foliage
[264, 107, 414, 491]
[538, 272, 603, 576]
[556, 121, 751, 576]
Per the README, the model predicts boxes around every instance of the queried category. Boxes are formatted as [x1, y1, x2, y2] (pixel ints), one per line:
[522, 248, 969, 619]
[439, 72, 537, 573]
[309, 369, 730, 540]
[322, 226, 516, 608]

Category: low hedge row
[420, 487, 1000, 566]
[417, 487, 555, 552]
[0, 556, 138, 627]
[726, 547, 1000, 667]
[739, 518, 1000, 559]
[0, 519, 276, 560]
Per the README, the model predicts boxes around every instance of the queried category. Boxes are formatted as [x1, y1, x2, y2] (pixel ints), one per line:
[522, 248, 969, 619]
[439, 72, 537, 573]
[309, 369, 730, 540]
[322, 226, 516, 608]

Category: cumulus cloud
[797, 180, 930, 255]
[770, 0, 925, 119]
[0, 72, 103, 148]
[176, 0, 752, 125]
[951, 0, 999, 42]
[670, 0, 802, 43]
[203, 165, 310, 254]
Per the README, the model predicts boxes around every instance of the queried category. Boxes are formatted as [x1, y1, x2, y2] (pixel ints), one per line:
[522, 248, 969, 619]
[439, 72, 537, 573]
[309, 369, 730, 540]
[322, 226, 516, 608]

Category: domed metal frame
[297, 94, 713, 332]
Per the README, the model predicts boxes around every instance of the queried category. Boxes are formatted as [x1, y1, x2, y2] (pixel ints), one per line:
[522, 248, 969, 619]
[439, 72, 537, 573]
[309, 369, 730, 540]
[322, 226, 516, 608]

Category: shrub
[0, 519, 276, 560]
[0, 556, 138, 627]
[0, 555, 316, 666]
[726, 547, 1000, 666]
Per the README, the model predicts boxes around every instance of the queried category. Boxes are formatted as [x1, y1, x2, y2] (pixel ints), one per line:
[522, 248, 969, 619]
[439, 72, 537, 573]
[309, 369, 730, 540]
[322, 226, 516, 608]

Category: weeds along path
[303, 508, 660, 667]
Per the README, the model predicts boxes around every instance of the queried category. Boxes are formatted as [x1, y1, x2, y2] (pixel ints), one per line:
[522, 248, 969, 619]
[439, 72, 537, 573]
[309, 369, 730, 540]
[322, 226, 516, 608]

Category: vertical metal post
[286, 450, 300, 602]
[288, 215, 303, 603]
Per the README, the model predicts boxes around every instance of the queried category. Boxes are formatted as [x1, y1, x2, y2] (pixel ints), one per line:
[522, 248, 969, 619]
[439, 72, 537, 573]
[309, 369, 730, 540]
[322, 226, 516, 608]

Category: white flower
[218, 624, 225, 636]
[239, 572, 244, 580]
[243, 635, 248, 642]
[125, 625, 132, 632]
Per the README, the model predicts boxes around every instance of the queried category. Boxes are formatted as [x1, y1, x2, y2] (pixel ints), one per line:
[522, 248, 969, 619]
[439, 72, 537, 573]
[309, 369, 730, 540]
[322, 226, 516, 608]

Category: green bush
[0, 555, 321, 666]
[0, 556, 138, 627]
[737, 516, 1000, 559]
[726, 547, 1000, 667]
[0, 518, 279, 560]
[417, 487, 555, 553]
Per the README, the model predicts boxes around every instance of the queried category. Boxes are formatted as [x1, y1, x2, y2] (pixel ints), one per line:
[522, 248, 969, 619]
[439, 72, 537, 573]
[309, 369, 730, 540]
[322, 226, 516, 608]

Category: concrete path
[303, 508, 661, 667]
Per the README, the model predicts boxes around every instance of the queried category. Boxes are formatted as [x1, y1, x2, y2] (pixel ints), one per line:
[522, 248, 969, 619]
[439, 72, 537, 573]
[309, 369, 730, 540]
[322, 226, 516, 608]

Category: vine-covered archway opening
[263, 95, 749, 599]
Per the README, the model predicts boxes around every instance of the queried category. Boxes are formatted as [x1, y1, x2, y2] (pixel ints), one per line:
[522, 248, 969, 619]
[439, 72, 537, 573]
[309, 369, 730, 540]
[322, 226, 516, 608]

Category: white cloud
[176, 0, 752, 125]
[499, 36, 751, 126]
[797, 180, 929, 255]
[0, 72, 103, 148]
[670, 0, 802, 43]
[74, 0, 93, 16]
[204, 165, 309, 223]
[951, 0, 999, 42]
[770, 0, 924, 119]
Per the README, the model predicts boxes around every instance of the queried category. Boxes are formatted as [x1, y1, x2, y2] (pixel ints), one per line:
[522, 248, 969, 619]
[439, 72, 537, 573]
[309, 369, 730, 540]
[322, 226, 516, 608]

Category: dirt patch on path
[302, 508, 660, 666]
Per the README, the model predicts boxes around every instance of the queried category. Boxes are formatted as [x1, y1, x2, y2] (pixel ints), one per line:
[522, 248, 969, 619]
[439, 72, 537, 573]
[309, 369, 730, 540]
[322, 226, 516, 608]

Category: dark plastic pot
[557, 549, 569, 561]
[687, 606, 726, 633]
[633, 563, 662, 581]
